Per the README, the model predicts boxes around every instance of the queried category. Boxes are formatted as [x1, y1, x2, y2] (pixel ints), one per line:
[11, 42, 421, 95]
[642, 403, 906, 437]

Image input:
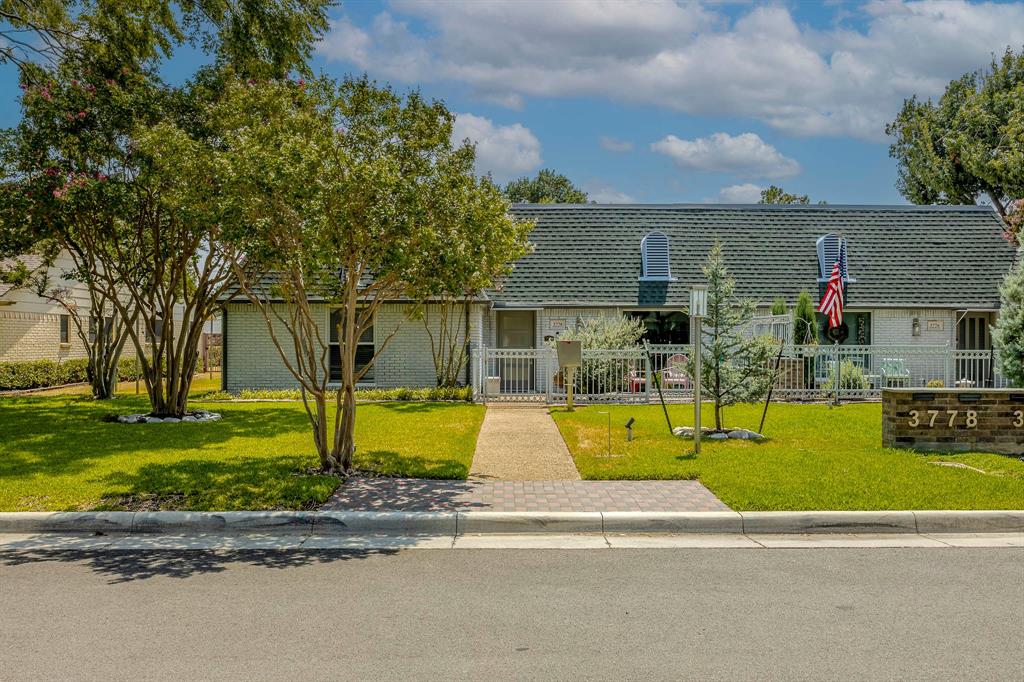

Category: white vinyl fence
[473, 343, 1013, 403]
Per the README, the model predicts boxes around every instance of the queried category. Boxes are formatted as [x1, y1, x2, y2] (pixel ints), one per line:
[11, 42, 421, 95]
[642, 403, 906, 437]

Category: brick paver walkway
[322, 479, 730, 512]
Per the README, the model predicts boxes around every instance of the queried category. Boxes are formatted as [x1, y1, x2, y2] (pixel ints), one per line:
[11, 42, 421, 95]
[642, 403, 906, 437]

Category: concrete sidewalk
[468, 406, 580, 480]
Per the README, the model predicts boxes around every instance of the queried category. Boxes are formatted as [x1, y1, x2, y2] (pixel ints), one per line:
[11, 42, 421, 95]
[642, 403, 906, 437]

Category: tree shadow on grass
[0, 397, 312, 480]
[0, 548, 399, 584]
[96, 456, 339, 511]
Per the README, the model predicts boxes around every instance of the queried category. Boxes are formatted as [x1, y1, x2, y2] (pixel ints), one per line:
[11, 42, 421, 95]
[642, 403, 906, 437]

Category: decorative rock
[672, 426, 694, 437]
[727, 429, 765, 440]
[708, 432, 729, 440]
[114, 411, 221, 424]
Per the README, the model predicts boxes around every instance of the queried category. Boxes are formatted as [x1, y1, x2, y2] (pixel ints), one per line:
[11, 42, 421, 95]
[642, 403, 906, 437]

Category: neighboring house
[0, 252, 97, 363]
[0, 253, 221, 366]
[220, 204, 1019, 393]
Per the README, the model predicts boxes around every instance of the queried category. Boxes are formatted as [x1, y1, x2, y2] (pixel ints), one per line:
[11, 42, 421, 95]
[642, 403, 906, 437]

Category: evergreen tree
[793, 290, 820, 345]
[690, 242, 775, 430]
[770, 296, 787, 315]
[993, 253, 1024, 385]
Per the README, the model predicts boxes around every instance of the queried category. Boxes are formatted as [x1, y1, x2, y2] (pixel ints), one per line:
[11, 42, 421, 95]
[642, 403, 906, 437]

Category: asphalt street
[1, 547, 1022, 681]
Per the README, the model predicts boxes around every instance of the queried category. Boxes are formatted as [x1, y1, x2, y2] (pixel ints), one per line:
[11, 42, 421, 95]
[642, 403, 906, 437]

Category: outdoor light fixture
[912, 318, 921, 337]
[689, 285, 708, 319]
[690, 285, 707, 454]
[625, 416, 636, 442]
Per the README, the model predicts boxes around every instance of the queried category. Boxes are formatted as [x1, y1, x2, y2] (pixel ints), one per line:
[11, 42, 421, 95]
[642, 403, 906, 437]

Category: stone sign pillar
[882, 388, 1024, 455]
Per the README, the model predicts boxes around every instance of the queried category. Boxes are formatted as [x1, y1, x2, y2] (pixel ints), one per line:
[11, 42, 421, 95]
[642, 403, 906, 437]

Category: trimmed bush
[1, 355, 165, 391]
[825, 360, 870, 392]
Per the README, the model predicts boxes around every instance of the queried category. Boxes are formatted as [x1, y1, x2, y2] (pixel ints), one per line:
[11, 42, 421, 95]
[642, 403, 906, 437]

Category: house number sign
[882, 388, 1024, 455]
[907, 410, 1024, 429]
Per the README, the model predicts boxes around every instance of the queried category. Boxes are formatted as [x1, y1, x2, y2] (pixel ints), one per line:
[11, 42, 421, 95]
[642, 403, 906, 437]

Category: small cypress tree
[793, 289, 820, 345]
[993, 255, 1024, 385]
[771, 297, 787, 315]
[690, 242, 775, 431]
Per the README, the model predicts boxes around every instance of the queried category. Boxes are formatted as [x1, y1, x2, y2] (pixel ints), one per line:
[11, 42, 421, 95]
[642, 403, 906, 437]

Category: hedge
[199, 385, 474, 402]
[0, 356, 146, 391]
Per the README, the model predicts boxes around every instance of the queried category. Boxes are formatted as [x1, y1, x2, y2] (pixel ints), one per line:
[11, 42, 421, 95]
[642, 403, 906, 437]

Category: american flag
[818, 260, 844, 329]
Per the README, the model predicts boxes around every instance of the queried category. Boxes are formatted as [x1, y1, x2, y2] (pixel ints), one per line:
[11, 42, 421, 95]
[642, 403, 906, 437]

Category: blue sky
[3, 1, 1023, 204]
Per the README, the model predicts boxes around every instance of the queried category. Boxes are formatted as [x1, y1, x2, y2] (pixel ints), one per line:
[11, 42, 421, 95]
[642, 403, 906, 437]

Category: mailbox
[556, 339, 582, 369]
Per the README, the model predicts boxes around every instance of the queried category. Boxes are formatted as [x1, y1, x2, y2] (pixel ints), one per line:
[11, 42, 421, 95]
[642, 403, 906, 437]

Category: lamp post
[690, 285, 708, 454]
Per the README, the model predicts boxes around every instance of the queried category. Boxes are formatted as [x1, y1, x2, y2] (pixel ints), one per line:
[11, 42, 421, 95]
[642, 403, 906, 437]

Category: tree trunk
[337, 384, 357, 471]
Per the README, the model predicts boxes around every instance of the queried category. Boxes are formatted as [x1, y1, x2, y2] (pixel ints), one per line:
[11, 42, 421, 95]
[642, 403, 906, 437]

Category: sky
[3, 0, 1024, 205]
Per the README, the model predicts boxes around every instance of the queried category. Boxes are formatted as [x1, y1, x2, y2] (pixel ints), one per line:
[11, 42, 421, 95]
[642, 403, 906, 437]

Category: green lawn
[552, 403, 1024, 511]
[0, 396, 485, 511]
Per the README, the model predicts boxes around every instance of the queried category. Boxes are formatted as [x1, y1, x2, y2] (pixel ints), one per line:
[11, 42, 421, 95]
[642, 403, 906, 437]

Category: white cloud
[318, 1, 1024, 140]
[585, 181, 636, 203]
[651, 133, 800, 179]
[599, 136, 634, 153]
[451, 113, 542, 181]
[716, 183, 764, 204]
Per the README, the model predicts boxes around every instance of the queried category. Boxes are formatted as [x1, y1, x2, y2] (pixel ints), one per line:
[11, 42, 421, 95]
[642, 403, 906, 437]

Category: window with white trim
[329, 308, 374, 383]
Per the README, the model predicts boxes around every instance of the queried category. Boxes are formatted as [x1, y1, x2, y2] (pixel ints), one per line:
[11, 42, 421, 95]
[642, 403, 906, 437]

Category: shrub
[927, 379, 946, 388]
[206, 345, 222, 369]
[550, 315, 645, 395]
[793, 290, 820, 345]
[825, 360, 870, 392]
[771, 296, 788, 315]
[223, 386, 474, 402]
[0, 359, 87, 390]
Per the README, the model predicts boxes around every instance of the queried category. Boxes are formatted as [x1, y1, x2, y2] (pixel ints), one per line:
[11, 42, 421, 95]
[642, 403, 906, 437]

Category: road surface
[2, 546, 1021, 680]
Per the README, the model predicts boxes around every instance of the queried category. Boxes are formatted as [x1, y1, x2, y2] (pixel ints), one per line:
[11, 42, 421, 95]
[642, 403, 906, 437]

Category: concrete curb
[1, 510, 1022, 537]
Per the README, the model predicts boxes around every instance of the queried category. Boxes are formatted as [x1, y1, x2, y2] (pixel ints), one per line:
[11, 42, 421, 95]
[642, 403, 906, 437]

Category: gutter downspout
[220, 306, 227, 392]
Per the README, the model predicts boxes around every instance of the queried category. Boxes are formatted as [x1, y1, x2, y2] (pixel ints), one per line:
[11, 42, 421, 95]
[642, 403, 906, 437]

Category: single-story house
[220, 204, 1019, 394]
[0, 251, 220, 366]
[0, 252, 98, 363]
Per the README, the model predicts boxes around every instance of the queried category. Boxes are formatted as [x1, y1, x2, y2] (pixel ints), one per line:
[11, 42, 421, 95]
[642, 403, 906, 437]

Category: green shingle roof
[493, 204, 1018, 310]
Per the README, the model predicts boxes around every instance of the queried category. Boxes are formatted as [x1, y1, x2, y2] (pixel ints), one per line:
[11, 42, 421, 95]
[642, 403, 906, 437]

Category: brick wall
[882, 388, 1024, 455]
[225, 302, 473, 391]
[871, 309, 956, 346]
[0, 310, 86, 362]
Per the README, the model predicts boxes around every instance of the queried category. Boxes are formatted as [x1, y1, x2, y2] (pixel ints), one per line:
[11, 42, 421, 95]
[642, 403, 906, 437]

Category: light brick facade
[224, 301, 482, 391]
[0, 309, 86, 363]
[223, 302, 1001, 392]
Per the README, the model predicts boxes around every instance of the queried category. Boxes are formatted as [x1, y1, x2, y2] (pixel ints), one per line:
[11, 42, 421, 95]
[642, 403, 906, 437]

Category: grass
[0, 393, 485, 511]
[551, 402, 1024, 511]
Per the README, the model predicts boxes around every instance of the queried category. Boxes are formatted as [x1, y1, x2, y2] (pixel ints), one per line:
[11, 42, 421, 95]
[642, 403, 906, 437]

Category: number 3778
[908, 410, 1024, 428]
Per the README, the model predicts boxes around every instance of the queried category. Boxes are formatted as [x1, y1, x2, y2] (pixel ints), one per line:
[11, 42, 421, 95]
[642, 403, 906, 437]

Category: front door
[957, 313, 994, 386]
[496, 310, 536, 393]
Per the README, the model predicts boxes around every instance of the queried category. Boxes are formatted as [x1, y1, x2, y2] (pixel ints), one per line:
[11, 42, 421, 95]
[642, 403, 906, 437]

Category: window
[59, 314, 70, 344]
[628, 311, 689, 345]
[329, 309, 374, 383]
[145, 317, 164, 344]
[639, 231, 676, 281]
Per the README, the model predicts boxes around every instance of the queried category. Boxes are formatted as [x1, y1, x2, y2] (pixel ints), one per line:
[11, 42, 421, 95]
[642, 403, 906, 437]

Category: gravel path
[469, 406, 581, 481]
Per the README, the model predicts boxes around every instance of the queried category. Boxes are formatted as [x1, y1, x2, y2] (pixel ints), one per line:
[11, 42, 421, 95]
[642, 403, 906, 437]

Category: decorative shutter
[641, 232, 672, 280]
[816, 233, 849, 281]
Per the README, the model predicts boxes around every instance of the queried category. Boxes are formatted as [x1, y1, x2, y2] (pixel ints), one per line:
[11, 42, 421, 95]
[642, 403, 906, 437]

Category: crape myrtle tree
[0, 0, 329, 78]
[689, 242, 775, 431]
[0, 1, 331, 415]
[421, 166, 533, 387]
[205, 77, 530, 473]
[888, 47, 1024, 235]
[0, 62, 150, 399]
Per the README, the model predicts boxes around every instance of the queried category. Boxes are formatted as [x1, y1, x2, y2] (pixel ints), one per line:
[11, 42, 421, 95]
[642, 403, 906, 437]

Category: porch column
[468, 304, 485, 392]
